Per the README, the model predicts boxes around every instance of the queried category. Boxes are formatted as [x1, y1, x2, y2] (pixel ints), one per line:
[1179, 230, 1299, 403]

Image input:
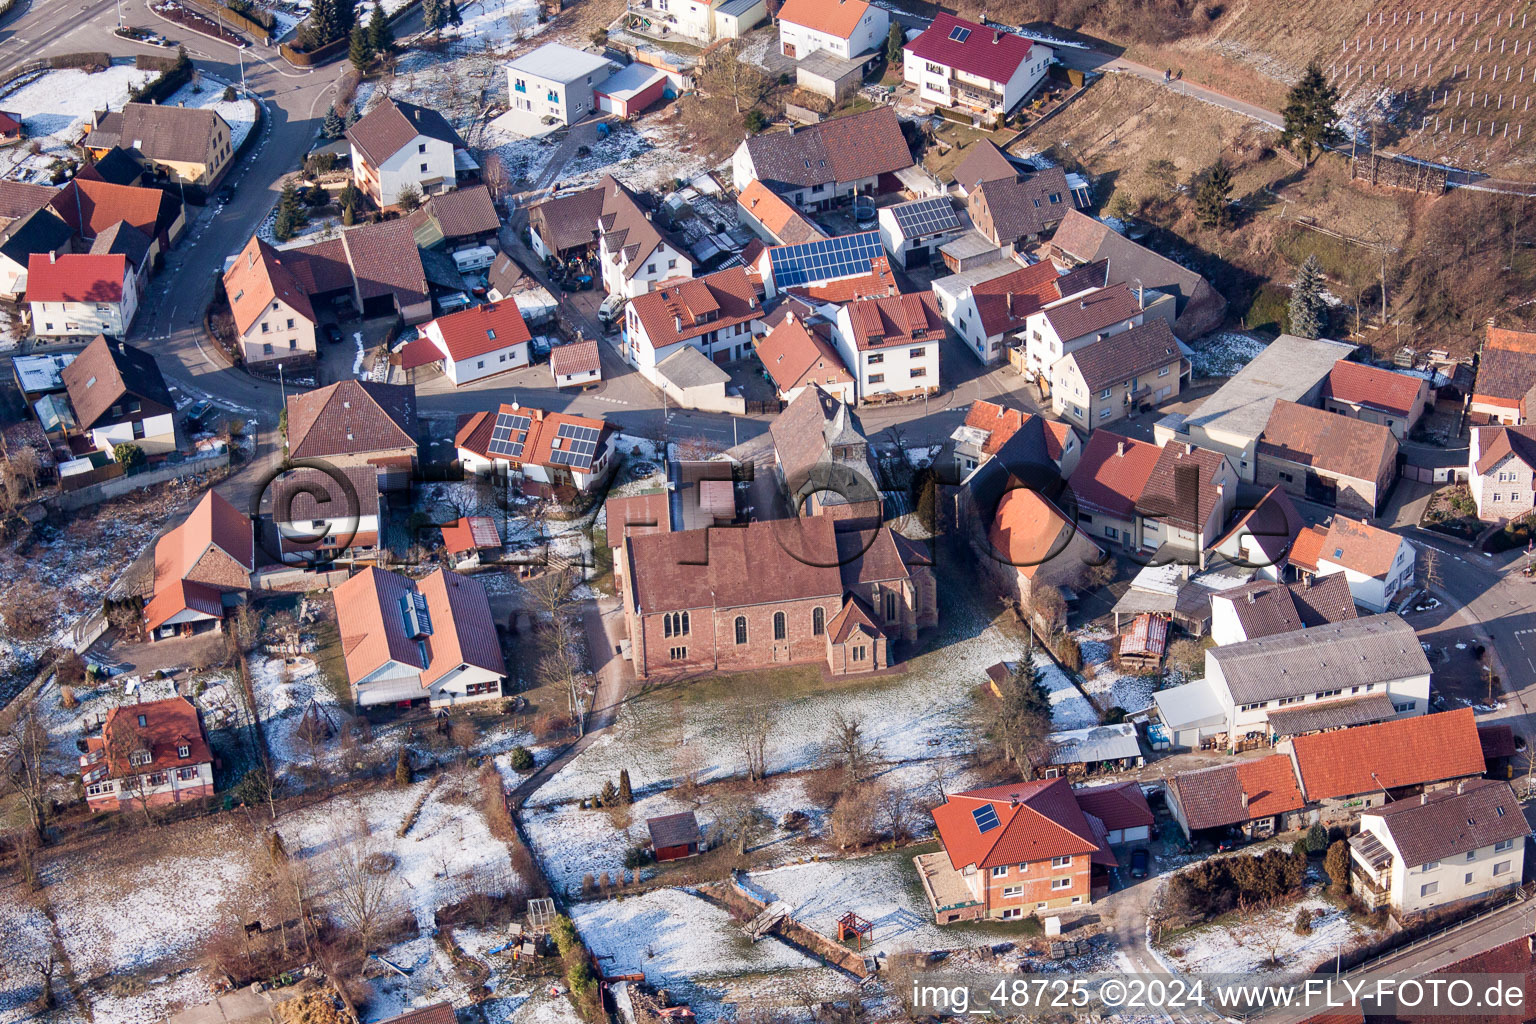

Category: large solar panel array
[972, 804, 1000, 833]
[486, 408, 532, 459]
[768, 231, 884, 289]
[891, 196, 961, 239]
[548, 422, 602, 470]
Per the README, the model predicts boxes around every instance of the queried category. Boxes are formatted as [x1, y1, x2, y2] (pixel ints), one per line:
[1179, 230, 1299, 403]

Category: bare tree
[672, 740, 703, 796]
[822, 711, 882, 789]
[3, 712, 51, 840]
[105, 716, 159, 826]
[877, 782, 913, 842]
[525, 567, 587, 735]
[829, 784, 880, 849]
[711, 792, 767, 856]
[697, 40, 767, 115]
[1419, 547, 1443, 593]
[30, 954, 56, 1010]
[729, 703, 772, 783]
[325, 818, 401, 954]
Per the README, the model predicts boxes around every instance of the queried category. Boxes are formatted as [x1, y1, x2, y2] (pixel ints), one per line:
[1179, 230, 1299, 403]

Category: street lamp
[114, 0, 124, 28]
[236, 45, 247, 94]
[277, 361, 285, 406]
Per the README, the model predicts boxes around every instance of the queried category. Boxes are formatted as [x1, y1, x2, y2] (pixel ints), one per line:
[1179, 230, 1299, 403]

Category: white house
[1470, 423, 1536, 523]
[1022, 283, 1167, 382]
[334, 567, 507, 708]
[622, 267, 762, 381]
[729, 106, 913, 207]
[550, 338, 602, 388]
[903, 14, 1052, 118]
[271, 466, 383, 564]
[933, 258, 1105, 367]
[596, 175, 695, 299]
[1208, 574, 1357, 648]
[777, 0, 889, 60]
[59, 335, 177, 457]
[222, 235, 320, 367]
[1351, 779, 1527, 916]
[455, 403, 616, 496]
[830, 292, 943, 403]
[27, 252, 138, 340]
[1290, 516, 1415, 614]
[415, 300, 532, 386]
[503, 43, 614, 136]
[346, 98, 467, 208]
[625, 0, 765, 43]
[876, 195, 963, 270]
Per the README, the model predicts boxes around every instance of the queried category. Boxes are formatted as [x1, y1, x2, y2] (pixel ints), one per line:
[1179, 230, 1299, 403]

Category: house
[486, 253, 557, 317]
[416, 299, 532, 386]
[270, 465, 382, 565]
[60, 335, 176, 458]
[1209, 484, 1304, 579]
[339, 218, 433, 323]
[770, 384, 883, 528]
[440, 516, 501, 568]
[983, 486, 1103, 616]
[1287, 515, 1415, 614]
[223, 235, 319, 366]
[1350, 779, 1527, 917]
[606, 489, 671, 595]
[1049, 317, 1187, 431]
[758, 230, 889, 300]
[622, 267, 761, 380]
[83, 102, 234, 188]
[932, 257, 1105, 367]
[89, 220, 153, 293]
[877, 195, 963, 270]
[1063, 432, 1160, 549]
[143, 490, 254, 642]
[1166, 754, 1308, 841]
[951, 400, 1078, 480]
[527, 184, 604, 261]
[49, 177, 186, 260]
[80, 697, 214, 811]
[830, 291, 943, 403]
[347, 98, 468, 207]
[730, 106, 913, 208]
[1022, 283, 1171, 382]
[1134, 441, 1238, 565]
[285, 380, 419, 490]
[621, 517, 934, 679]
[736, 179, 826, 246]
[648, 811, 703, 861]
[1321, 361, 1430, 439]
[28, 252, 137, 339]
[1156, 334, 1358, 482]
[1049, 210, 1226, 339]
[754, 309, 855, 405]
[903, 14, 1053, 119]
[1202, 613, 1431, 751]
[655, 347, 738, 413]
[0, 207, 73, 302]
[593, 63, 669, 119]
[968, 166, 1073, 253]
[951, 139, 1026, 196]
[1256, 400, 1399, 517]
[597, 175, 694, 298]
[377, 1005, 458, 1024]
[1470, 326, 1536, 424]
[624, 0, 764, 45]
[918, 778, 1117, 923]
[550, 339, 601, 388]
[406, 185, 502, 250]
[940, 231, 1004, 272]
[776, 0, 888, 60]
[455, 403, 614, 496]
[1209, 574, 1357, 646]
[1282, 707, 1486, 822]
[334, 567, 506, 707]
[77, 147, 144, 187]
[1469, 423, 1536, 522]
[503, 44, 614, 136]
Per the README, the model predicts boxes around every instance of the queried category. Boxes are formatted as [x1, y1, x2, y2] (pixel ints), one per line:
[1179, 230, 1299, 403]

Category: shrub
[59, 685, 77, 709]
[1166, 849, 1307, 926]
[1294, 908, 1312, 935]
[1325, 839, 1351, 895]
[782, 810, 809, 832]
[223, 85, 236, 101]
[508, 746, 534, 771]
[1166, 638, 1203, 676]
[1291, 837, 1309, 859]
[394, 744, 411, 786]
[744, 108, 767, 133]
[1305, 822, 1328, 854]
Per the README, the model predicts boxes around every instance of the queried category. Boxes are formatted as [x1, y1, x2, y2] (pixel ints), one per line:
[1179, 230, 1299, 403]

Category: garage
[594, 64, 668, 119]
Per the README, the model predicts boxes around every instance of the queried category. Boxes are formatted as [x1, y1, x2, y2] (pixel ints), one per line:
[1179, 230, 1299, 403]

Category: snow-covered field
[1077, 626, 1158, 714]
[1190, 330, 1267, 379]
[0, 65, 156, 183]
[1160, 895, 1374, 975]
[162, 74, 260, 150]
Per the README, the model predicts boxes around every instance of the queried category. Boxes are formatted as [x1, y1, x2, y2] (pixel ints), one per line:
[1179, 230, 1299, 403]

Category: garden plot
[362, 922, 541, 1024]
[162, 75, 259, 150]
[0, 65, 157, 182]
[1159, 895, 1372, 975]
[1077, 626, 1159, 715]
[1190, 330, 1267, 379]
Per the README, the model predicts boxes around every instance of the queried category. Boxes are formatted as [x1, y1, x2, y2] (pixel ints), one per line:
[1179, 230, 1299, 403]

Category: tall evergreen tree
[884, 21, 904, 65]
[447, 0, 462, 27]
[367, 0, 393, 53]
[339, 180, 360, 226]
[1195, 159, 1233, 230]
[309, 0, 354, 46]
[422, 0, 446, 34]
[348, 24, 374, 72]
[1287, 253, 1327, 339]
[1280, 61, 1343, 166]
[273, 179, 303, 242]
[321, 103, 346, 139]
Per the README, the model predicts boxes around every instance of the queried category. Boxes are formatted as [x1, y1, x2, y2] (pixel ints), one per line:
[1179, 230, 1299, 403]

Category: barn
[647, 811, 702, 862]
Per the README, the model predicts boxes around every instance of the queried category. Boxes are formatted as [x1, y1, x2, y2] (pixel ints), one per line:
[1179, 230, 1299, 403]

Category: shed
[647, 811, 702, 861]
[1116, 612, 1167, 670]
[441, 516, 501, 568]
[796, 49, 865, 103]
[595, 63, 669, 119]
[550, 339, 602, 388]
[656, 346, 738, 413]
[939, 230, 1003, 273]
[1040, 722, 1143, 778]
[1152, 678, 1226, 751]
[714, 0, 767, 37]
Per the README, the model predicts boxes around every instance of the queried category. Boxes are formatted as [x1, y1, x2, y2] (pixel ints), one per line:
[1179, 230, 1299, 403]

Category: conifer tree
[1288, 253, 1327, 338]
[1281, 61, 1343, 166]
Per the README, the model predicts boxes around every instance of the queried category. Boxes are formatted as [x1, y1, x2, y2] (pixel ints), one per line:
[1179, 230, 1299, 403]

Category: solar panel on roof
[486, 409, 531, 459]
[972, 804, 1000, 832]
[949, 25, 971, 41]
[768, 231, 883, 288]
[891, 196, 961, 239]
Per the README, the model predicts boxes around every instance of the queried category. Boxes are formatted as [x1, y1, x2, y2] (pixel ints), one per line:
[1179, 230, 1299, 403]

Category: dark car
[184, 399, 213, 429]
[1129, 848, 1150, 879]
[323, 323, 344, 345]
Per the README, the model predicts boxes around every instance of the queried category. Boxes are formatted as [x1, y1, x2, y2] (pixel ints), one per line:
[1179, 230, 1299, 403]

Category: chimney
[48, 250, 55, 264]
[1184, 442, 1193, 455]
[1421, 792, 1429, 805]
[1246, 591, 1255, 604]
[414, 108, 421, 121]
[785, 310, 795, 323]
[1116, 440, 1125, 457]
[1239, 791, 1249, 811]
[1080, 299, 1088, 309]
[1138, 283, 1144, 309]
[1457, 779, 1467, 794]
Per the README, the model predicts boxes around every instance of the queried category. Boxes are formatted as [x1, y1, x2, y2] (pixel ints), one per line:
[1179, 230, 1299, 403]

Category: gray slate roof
[1265, 692, 1396, 736]
[657, 346, 730, 389]
[1183, 334, 1357, 444]
[1369, 778, 1527, 869]
[1210, 612, 1429, 705]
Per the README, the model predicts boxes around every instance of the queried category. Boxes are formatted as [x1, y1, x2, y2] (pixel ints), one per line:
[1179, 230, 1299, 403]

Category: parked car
[184, 399, 213, 429]
[1129, 848, 1149, 879]
[323, 323, 343, 345]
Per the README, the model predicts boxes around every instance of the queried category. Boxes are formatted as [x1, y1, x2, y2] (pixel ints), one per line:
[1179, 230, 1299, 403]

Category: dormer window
[137, 714, 147, 728]
[177, 744, 190, 759]
[129, 749, 151, 767]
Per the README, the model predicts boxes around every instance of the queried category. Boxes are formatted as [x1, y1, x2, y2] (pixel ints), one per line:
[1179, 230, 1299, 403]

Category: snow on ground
[435, 0, 546, 47]
[0, 896, 58, 1024]
[523, 789, 703, 895]
[1077, 626, 1158, 714]
[0, 65, 157, 183]
[1190, 330, 1267, 379]
[1160, 895, 1372, 974]
[162, 74, 259, 149]
[1040, 650, 1099, 729]
[573, 888, 818, 982]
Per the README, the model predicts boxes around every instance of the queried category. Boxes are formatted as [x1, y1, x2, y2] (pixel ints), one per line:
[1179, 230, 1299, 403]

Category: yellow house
[84, 103, 234, 188]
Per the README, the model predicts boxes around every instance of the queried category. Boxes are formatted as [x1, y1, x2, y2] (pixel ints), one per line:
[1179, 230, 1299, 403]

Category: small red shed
[647, 811, 702, 862]
[595, 64, 668, 119]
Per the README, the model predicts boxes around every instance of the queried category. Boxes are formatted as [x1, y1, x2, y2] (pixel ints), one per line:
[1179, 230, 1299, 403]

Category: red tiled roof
[1474, 326, 1536, 405]
[346, 98, 464, 167]
[1289, 524, 1327, 573]
[826, 592, 884, 644]
[788, 254, 899, 302]
[550, 339, 600, 378]
[26, 252, 125, 302]
[1168, 754, 1305, 831]
[843, 291, 942, 351]
[906, 14, 1035, 84]
[1323, 361, 1426, 417]
[425, 299, 531, 363]
[334, 566, 504, 689]
[1289, 708, 1484, 801]
[755, 313, 853, 394]
[1039, 283, 1142, 343]
[454, 403, 608, 472]
[931, 779, 1106, 871]
[628, 267, 760, 351]
[96, 697, 211, 777]
[224, 235, 317, 336]
[286, 381, 418, 461]
[1316, 515, 1404, 579]
[1474, 424, 1536, 475]
[776, 0, 872, 38]
[742, 107, 912, 191]
[737, 179, 825, 245]
[48, 178, 170, 241]
[598, 175, 686, 282]
[1067, 430, 1160, 520]
[605, 491, 671, 549]
[1258, 399, 1398, 483]
[145, 490, 253, 631]
[1072, 780, 1154, 833]
[1135, 441, 1229, 534]
[440, 516, 500, 554]
[988, 487, 1076, 579]
[626, 518, 843, 613]
[964, 400, 1025, 455]
[967, 259, 1105, 338]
